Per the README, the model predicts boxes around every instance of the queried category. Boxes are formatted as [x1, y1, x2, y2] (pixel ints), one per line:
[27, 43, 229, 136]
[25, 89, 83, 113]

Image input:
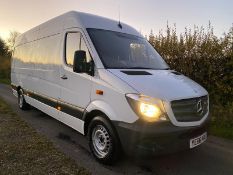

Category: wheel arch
[83, 109, 107, 136]
[83, 109, 120, 137]
[83, 100, 119, 136]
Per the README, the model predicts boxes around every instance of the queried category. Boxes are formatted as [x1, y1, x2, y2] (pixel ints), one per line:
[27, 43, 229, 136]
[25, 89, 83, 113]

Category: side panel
[25, 95, 60, 121]
[25, 95, 84, 134]
[12, 31, 85, 134]
[12, 32, 62, 102]
[29, 33, 62, 101]
[12, 39, 37, 89]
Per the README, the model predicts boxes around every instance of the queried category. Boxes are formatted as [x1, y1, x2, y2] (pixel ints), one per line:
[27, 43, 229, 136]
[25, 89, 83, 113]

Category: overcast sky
[0, 0, 232, 40]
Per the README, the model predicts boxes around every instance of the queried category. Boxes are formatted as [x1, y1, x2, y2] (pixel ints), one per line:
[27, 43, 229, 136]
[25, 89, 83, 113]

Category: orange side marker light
[96, 90, 103, 95]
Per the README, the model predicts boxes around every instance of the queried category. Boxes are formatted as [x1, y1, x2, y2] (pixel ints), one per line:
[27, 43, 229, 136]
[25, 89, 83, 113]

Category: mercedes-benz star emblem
[197, 99, 203, 114]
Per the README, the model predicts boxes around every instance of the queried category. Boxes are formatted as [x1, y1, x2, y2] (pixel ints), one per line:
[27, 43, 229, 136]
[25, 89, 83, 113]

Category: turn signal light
[96, 90, 103, 95]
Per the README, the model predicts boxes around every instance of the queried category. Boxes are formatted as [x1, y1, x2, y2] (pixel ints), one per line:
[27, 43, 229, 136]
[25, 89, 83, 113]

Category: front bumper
[113, 118, 209, 156]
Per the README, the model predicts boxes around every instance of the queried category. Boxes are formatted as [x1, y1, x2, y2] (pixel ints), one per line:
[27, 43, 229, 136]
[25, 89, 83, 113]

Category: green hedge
[0, 38, 11, 81]
[0, 56, 11, 80]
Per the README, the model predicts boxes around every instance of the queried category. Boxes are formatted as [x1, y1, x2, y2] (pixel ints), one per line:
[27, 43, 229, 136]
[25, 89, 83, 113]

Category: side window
[66, 32, 81, 66]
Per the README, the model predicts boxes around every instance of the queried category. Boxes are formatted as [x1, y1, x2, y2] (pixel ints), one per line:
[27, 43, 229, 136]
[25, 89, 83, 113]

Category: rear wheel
[88, 116, 121, 164]
[18, 89, 29, 110]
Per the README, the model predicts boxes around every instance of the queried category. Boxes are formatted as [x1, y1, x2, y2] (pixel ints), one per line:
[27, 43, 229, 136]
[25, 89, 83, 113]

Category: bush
[0, 56, 11, 80]
[0, 38, 11, 81]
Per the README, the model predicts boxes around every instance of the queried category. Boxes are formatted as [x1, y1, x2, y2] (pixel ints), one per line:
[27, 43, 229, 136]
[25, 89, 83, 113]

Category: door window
[66, 32, 81, 66]
[65, 32, 92, 66]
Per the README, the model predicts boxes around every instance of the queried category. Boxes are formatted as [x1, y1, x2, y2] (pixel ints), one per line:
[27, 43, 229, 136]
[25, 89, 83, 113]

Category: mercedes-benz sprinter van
[11, 11, 209, 164]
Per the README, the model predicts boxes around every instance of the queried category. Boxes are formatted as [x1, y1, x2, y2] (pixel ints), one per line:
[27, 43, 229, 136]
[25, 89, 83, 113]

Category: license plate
[190, 132, 207, 148]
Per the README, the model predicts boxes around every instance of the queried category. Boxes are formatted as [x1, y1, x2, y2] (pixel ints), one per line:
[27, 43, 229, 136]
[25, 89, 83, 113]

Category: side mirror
[73, 50, 87, 73]
[73, 50, 94, 76]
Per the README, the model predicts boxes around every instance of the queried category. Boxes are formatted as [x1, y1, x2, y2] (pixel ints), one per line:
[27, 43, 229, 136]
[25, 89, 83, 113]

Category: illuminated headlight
[126, 94, 168, 122]
[140, 102, 161, 118]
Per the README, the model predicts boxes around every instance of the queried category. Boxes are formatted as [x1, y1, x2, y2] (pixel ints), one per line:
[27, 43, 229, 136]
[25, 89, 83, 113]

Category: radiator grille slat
[171, 96, 208, 122]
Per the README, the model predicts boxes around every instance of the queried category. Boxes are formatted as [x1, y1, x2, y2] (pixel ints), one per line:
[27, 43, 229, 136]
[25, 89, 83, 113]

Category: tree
[0, 38, 9, 57]
[0, 37, 11, 79]
[7, 30, 20, 55]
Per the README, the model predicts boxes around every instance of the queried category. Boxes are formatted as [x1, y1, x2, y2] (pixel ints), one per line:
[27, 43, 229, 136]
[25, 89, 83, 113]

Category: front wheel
[18, 89, 29, 110]
[88, 116, 121, 165]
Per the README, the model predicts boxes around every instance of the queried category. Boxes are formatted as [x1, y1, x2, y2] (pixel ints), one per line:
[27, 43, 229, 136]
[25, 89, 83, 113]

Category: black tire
[88, 115, 121, 165]
[18, 89, 29, 110]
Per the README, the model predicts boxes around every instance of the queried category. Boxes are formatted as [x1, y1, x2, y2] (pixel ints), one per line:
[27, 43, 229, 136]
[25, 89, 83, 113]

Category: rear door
[59, 28, 93, 134]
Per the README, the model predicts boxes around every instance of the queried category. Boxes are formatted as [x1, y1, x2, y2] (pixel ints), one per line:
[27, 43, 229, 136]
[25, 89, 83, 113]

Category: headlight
[126, 94, 168, 122]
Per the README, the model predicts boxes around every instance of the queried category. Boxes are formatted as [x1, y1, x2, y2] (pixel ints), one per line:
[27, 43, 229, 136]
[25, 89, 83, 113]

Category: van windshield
[87, 28, 169, 70]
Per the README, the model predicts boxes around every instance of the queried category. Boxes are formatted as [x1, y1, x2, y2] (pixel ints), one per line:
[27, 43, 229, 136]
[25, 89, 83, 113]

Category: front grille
[171, 96, 208, 122]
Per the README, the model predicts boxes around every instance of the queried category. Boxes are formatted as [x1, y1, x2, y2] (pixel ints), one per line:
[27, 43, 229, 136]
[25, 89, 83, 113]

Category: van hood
[108, 69, 208, 101]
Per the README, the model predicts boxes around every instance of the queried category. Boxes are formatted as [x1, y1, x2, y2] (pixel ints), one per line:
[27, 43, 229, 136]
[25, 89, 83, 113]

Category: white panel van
[11, 11, 209, 164]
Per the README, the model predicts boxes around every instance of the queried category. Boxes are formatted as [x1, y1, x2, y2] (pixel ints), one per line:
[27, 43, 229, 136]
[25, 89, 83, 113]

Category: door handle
[60, 75, 68, 80]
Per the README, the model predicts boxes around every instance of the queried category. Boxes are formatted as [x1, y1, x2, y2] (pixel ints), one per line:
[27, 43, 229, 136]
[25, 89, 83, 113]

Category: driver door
[59, 29, 93, 134]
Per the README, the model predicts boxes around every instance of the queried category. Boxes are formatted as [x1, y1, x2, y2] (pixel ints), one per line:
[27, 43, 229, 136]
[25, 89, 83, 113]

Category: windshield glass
[87, 28, 169, 69]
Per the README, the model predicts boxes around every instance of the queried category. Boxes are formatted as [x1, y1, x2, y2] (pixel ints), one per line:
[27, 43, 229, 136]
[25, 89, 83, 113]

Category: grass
[208, 104, 233, 140]
[0, 97, 90, 175]
[0, 78, 10, 85]
[209, 123, 233, 140]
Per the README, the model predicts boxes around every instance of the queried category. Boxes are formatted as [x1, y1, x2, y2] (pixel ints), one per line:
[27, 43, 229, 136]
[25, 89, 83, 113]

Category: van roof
[15, 11, 142, 46]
